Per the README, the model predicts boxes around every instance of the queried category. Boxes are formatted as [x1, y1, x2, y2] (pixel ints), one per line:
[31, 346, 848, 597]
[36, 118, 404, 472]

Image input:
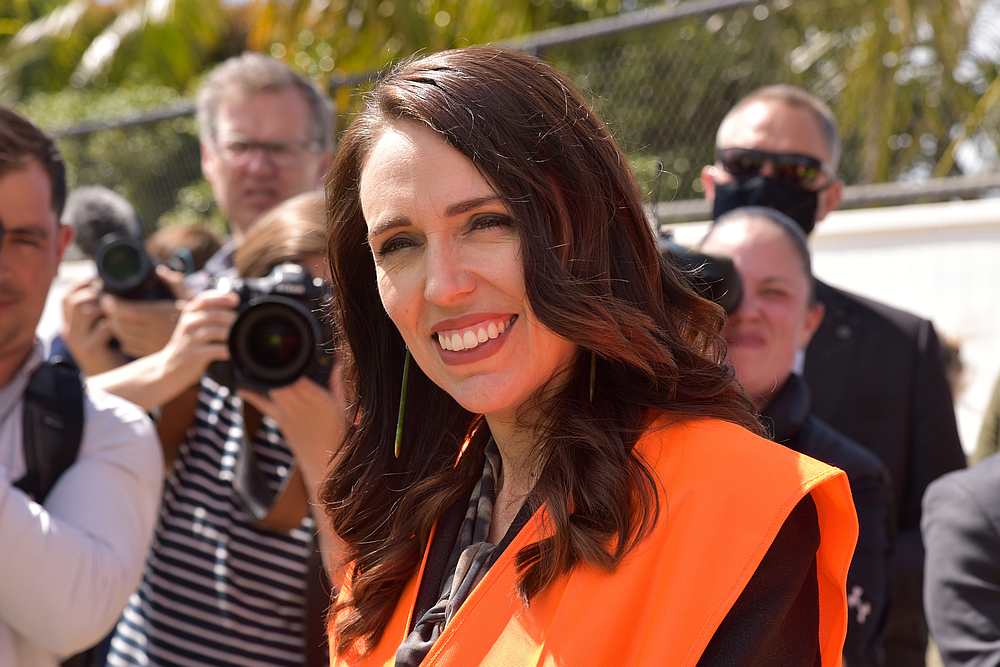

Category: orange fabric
[331, 417, 858, 667]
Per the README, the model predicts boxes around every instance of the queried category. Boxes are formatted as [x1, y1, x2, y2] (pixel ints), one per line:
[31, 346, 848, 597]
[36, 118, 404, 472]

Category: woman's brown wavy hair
[322, 47, 760, 655]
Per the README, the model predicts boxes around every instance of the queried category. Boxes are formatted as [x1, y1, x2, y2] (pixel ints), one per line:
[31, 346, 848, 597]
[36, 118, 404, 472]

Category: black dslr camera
[659, 235, 743, 314]
[95, 233, 175, 301]
[208, 263, 334, 391]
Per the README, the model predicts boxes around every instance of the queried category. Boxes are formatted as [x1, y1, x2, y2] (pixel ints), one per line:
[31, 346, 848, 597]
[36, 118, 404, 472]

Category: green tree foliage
[16, 85, 218, 231]
[545, 0, 994, 201]
[2, 0, 656, 228]
[3, 0, 995, 227]
[0, 0, 238, 98]
[0, 0, 649, 100]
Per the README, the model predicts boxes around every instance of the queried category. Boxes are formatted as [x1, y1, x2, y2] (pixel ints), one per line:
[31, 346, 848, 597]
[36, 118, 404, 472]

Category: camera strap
[232, 403, 279, 522]
[232, 401, 331, 665]
[13, 360, 85, 504]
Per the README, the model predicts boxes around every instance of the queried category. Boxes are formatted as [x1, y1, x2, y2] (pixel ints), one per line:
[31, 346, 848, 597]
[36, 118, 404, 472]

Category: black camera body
[95, 233, 174, 301]
[208, 263, 334, 392]
[659, 235, 743, 314]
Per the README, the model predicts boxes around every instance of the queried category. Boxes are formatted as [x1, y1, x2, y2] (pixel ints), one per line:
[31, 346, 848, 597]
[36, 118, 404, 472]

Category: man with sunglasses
[702, 84, 965, 667]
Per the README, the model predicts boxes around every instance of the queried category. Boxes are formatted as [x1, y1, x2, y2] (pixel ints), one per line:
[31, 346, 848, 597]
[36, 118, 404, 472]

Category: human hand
[240, 366, 350, 472]
[99, 296, 181, 358]
[158, 289, 239, 389]
[60, 279, 129, 375]
[242, 367, 352, 583]
[155, 264, 192, 301]
[97, 265, 192, 358]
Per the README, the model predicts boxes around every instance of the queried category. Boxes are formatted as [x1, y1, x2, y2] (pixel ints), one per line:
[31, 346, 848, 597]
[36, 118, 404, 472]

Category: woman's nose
[422, 240, 475, 306]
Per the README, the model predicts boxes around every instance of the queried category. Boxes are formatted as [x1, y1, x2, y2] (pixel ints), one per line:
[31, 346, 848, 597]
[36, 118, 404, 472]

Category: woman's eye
[470, 214, 512, 232]
[376, 235, 417, 257]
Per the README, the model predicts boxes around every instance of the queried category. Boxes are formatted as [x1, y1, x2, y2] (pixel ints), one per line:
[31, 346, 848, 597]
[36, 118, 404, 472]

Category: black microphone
[62, 186, 142, 260]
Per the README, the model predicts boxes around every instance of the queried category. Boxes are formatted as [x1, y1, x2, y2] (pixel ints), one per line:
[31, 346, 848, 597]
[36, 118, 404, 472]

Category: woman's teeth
[437, 317, 510, 351]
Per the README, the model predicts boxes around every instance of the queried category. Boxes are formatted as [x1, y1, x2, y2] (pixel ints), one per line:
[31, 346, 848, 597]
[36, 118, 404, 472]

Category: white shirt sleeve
[0, 388, 162, 657]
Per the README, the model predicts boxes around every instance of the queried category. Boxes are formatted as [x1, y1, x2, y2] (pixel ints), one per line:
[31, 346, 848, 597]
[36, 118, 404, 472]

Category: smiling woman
[321, 47, 859, 666]
[360, 120, 576, 425]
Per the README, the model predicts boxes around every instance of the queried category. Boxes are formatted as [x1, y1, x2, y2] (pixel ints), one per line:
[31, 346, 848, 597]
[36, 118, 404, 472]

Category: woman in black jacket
[699, 205, 894, 667]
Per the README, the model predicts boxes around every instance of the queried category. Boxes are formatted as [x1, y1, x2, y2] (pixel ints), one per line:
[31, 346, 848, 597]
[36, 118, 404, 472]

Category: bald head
[702, 86, 846, 233]
[716, 85, 840, 172]
[701, 206, 814, 304]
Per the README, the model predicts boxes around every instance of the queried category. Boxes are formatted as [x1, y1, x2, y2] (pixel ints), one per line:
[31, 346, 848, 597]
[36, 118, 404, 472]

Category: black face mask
[711, 175, 819, 235]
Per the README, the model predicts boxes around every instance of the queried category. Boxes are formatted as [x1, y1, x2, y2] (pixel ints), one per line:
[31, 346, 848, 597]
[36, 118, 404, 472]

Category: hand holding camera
[95, 233, 192, 358]
[207, 263, 334, 392]
[159, 289, 239, 390]
[60, 278, 130, 375]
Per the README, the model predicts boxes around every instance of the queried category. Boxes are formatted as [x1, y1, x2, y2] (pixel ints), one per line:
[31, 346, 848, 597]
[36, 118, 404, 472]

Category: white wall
[664, 197, 1000, 454]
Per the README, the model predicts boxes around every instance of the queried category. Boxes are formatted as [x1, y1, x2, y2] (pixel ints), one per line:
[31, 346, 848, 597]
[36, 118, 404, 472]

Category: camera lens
[102, 243, 143, 282]
[96, 235, 155, 297]
[230, 299, 316, 388]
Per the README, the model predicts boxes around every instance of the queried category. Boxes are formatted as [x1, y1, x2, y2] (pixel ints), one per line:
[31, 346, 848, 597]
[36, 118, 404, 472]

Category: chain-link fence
[47, 0, 1000, 232]
[52, 104, 203, 237]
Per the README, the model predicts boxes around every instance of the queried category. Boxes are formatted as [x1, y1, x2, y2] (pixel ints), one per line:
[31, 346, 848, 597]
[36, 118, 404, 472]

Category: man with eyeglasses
[702, 84, 965, 667]
[98, 52, 333, 356]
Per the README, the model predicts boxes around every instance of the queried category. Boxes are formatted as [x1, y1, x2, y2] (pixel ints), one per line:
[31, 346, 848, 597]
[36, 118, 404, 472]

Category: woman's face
[359, 121, 577, 420]
[701, 217, 823, 407]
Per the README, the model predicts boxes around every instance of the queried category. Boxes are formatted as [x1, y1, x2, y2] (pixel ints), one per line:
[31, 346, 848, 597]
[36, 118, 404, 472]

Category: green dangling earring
[589, 351, 597, 403]
[394, 348, 412, 458]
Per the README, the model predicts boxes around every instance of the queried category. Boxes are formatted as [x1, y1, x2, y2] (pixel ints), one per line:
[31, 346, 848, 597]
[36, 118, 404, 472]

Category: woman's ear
[799, 301, 825, 347]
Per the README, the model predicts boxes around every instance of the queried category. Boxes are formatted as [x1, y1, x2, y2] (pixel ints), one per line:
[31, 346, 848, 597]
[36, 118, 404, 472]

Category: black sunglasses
[715, 147, 831, 190]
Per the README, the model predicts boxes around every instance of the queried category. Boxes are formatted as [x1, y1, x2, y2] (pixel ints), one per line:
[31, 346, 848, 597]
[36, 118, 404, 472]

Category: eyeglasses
[216, 138, 321, 167]
[715, 147, 832, 190]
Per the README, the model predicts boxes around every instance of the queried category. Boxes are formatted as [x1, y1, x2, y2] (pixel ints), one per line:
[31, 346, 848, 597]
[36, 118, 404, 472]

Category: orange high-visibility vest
[331, 417, 858, 666]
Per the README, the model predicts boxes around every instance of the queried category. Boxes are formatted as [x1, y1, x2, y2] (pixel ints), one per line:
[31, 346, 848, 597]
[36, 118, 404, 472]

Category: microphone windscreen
[62, 186, 142, 260]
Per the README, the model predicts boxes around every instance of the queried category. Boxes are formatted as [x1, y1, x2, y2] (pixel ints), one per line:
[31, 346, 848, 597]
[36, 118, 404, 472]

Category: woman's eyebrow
[444, 195, 501, 216]
[367, 216, 410, 242]
[367, 195, 503, 242]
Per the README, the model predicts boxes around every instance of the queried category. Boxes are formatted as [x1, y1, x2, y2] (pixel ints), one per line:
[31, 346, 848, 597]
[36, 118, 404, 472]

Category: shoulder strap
[232, 403, 280, 521]
[13, 360, 86, 503]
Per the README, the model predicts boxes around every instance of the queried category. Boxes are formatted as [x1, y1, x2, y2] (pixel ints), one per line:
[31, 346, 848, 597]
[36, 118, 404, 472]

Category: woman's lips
[436, 315, 514, 351]
[435, 315, 517, 365]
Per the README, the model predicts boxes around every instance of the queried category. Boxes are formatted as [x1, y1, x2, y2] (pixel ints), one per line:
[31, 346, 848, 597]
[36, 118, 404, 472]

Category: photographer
[694, 206, 893, 666]
[702, 87, 964, 664]
[90, 192, 346, 666]
[58, 214, 214, 377]
[0, 108, 162, 665]
[98, 53, 333, 361]
[53, 185, 144, 374]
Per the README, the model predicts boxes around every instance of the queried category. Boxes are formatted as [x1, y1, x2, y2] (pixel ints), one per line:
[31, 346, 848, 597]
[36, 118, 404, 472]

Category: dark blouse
[411, 491, 821, 665]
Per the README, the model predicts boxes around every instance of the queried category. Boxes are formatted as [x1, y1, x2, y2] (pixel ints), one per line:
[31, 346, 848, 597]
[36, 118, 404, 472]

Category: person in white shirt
[0, 105, 163, 666]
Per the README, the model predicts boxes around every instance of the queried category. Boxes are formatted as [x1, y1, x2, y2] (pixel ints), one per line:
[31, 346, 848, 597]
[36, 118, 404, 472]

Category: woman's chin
[443, 380, 523, 420]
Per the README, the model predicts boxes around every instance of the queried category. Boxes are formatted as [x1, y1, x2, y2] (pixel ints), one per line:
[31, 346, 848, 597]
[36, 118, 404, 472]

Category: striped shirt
[107, 376, 315, 667]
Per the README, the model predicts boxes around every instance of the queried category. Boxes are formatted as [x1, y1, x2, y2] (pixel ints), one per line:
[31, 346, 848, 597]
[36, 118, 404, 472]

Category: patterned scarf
[394, 440, 504, 666]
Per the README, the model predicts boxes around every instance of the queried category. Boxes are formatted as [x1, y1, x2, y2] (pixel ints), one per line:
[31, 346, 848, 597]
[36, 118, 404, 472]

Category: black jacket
[923, 454, 1000, 667]
[804, 279, 966, 665]
[763, 373, 893, 667]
